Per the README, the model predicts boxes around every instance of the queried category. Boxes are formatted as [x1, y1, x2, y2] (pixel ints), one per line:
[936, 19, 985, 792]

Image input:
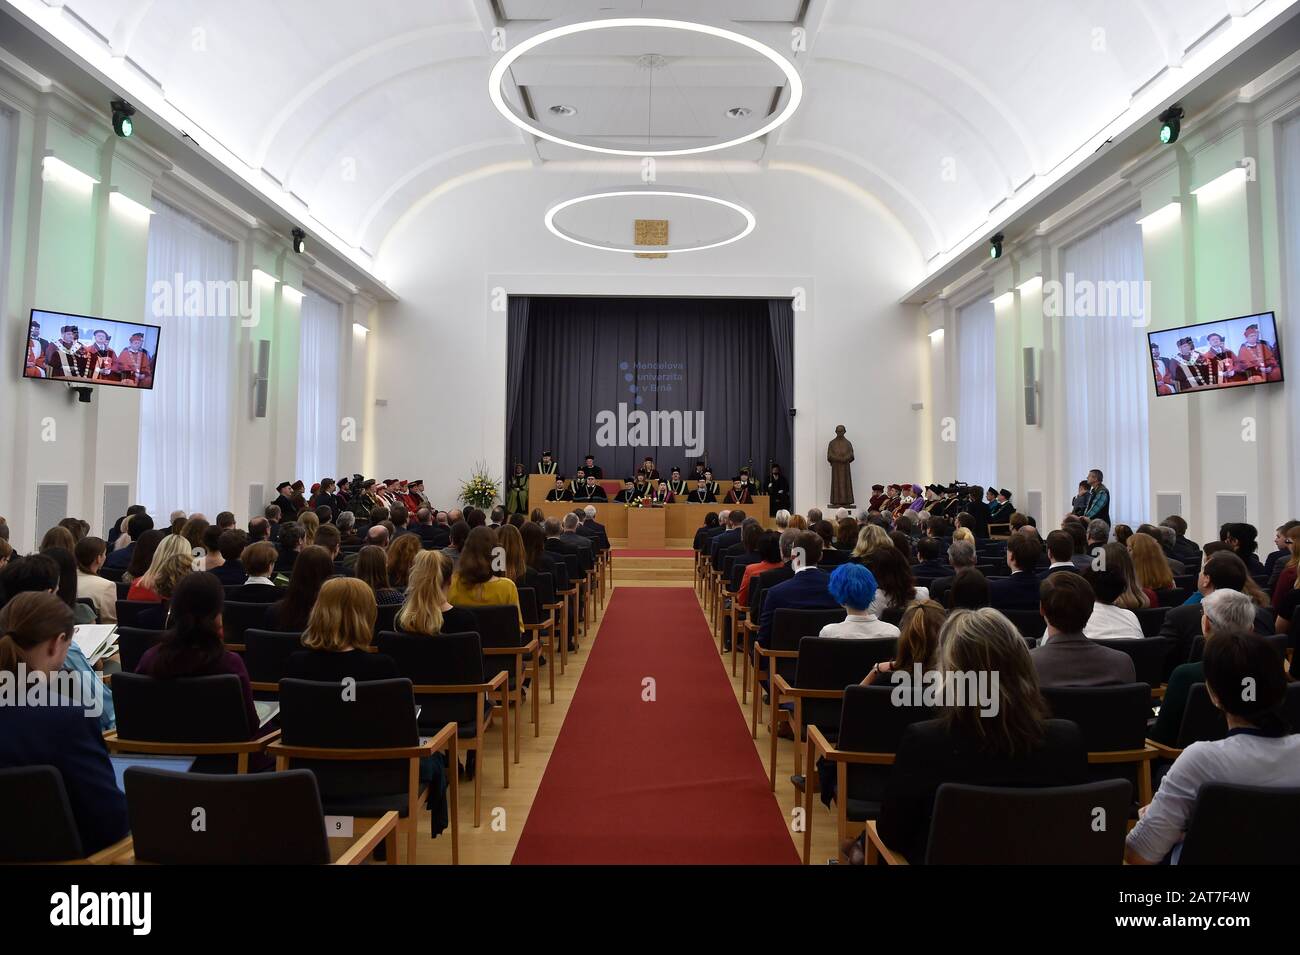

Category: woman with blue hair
[819, 562, 901, 640]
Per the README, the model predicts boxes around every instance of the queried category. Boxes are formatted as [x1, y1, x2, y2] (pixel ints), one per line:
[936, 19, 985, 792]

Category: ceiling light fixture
[989, 233, 1004, 260]
[1158, 105, 1183, 145]
[489, 15, 803, 156]
[548, 104, 577, 116]
[291, 228, 307, 254]
[726, 106, 752, 119]
[544, 187, 756, 254]
[111, 99, 135, 138]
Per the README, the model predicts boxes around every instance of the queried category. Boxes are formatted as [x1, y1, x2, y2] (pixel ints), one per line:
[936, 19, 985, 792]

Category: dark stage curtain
[506, 296, 794, 485]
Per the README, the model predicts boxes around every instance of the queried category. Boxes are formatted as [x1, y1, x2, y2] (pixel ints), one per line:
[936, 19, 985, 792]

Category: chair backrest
[124, 767, 331, 864]
[1177, 683, 1228, 748]
[1133, 606, 1169, 637]
[517, 587, 540, 626]
[116, 599, 167, 630]
[374, 603, 400, 634]
[0, 766, 85, 862]
[1087, 637, 1172, 690]
[530, 571, 556, 608]
[223, 600, 270, 644]
[793, 636, 897, 735]
[75, 596, 99, 621]
[769, 608, 847, 683]
[1189, 632, 1288, 664]
[113, 672, 251, 742]
[462, 605, 523, 650]
[278, 677, 418, 799]
[243, 629, 305, 685]
[99, 566, 125, 584]
[114, 580, 131, 599]
[837, 684, 937, 802]
[1041, 684, 1151, 753]
[925, 780, 1131, 864]
[1161, 587, 1189, 607]
[1001, 609, 1046, 642]
[116, 626, 164, 673]
[1179, 782, 1300, 864]
[375, 630, 485, 730]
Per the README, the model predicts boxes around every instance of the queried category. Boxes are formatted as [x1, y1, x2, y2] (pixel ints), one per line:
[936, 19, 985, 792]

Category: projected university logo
[594, 403, 705, 458]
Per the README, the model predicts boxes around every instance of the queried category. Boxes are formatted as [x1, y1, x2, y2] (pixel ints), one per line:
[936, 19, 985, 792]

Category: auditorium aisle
[511, 587, 800, 864]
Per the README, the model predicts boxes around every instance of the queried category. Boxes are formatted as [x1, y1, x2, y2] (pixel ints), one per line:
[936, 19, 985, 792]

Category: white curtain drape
[1061, 209, 1149, 526]
[956, 295, 998, 486]
[295, 289, 343, 483]
[138, 200, 236, 519]
[1281, 115, 1300, 503]
[0, 108, 12, 336]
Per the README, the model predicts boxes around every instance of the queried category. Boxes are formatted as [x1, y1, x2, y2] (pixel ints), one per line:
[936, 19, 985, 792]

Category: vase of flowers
[458, 462, 501, 510]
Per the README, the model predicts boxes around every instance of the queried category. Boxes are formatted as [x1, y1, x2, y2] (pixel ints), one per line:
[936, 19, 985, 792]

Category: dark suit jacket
[209, 561, 247, 585]
[103, 541, 134, 569]
[558, 531, 595, 570]
[0, 699, 130, 854]
[749, 563, 796, 621]
[693, 525, 722, 550]
[987, 571, 1043, 611]
[757, 568, 838, 647]
[1037, 563, 1083, 580]
[877, 718, 1087, 863]
[912, 558, 948, 579]
[577, 520, 610, 551]
[412, 523, 449, 548]
[1030, 630, 1136, 687]
[1158, 599, 1275, 667]
[709, 528, 742, 563]
[228, 582, 283, 603]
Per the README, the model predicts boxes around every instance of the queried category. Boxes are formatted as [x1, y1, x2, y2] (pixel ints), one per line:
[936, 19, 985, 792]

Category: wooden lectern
[626, 507, 667, 549]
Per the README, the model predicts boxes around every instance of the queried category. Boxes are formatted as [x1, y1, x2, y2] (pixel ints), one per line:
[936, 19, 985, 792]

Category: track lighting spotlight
[1158, 105, 1183, 146]
[111, 99, 135, 138]
[989, 233, 1004, 260]
[291, 228, 307, 255]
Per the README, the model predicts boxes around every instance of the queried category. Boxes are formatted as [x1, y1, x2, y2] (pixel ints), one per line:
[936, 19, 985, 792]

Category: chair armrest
[755, 646, 798, 660]
[1088, 745, 1158, 764]
[223, 643, 246, 653]
[865, 820, 909, 866]
[423, 721, 458, 753]
[86, 835, 134, 865]
[334, 812, 400, 865]
[104, 729, 280, 756]
[806, 724, 896, 765]
[267, 738, 436, 761]
[1145, 738, 1182, 760]
[410, 682, 498, 694]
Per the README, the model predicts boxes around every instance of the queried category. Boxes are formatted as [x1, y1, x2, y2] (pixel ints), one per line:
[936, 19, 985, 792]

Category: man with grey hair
[263, 503, 282, 542]
[1156, 524, 1187, 575]
[336, 510, 359, 545]
[559, 512, 595, 569]
[1149, 587, 1258, 744]
[855, 509, 871, 524]
[929, 539, 979, 608]
[774, 509, 791, 530]
[807, 507, 823, 526]
[577, 504, 610, 552]
[1078, 519, 1109, 570]
[169, 509, 187, 524]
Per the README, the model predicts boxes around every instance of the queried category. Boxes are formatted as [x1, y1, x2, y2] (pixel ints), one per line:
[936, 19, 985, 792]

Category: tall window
[138, 200, 236, 518]
[1061, 210, 1149, 525]
[1282, 115, 1300, 502]
[956, 295, 997, 485]
[295, 289, 342, 483]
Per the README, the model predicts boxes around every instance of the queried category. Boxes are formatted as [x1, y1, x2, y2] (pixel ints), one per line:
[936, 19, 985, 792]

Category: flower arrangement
[624, 497, 645, 509]
[458, 462, 501, 510]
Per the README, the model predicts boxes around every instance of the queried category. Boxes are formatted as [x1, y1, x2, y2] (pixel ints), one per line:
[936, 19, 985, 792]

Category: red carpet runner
[512, 587, 799, 864]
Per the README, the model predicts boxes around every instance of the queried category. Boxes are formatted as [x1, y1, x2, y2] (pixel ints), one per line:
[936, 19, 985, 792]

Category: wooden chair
[106, 672, 278, 774]
[269, 677, 458, 865]
[801, 685, 935, 864]
[465, 604, 539, 753]
[1179, 783, 1300, 864]
[770, 635, 897, 789]
[752, 607, 846, 739]
[0, 767, 131, 864]
[1041, 683, 1159, 810]
[122, 766, 399, 864]
[517, 586, 557, 705]
[376, 631, 508, 828]
[865, 780, 1132, 865]
[242, 629, 304, 694]
[553, 556, 582, 651]
[1150, 681, 1300, 759]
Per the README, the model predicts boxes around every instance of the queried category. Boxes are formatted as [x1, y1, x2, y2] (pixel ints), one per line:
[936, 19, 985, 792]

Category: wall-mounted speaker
[252, 340, 271, 418]
[1023, 346, 1039, 426]
[1216, 493, 1248, 527]
[248, 483, 265, 523]
[35, 482, 68, 550]
[1156, 493, 1183, 522]
[1026, 489, 1043, 528]
[102, 482, 129, 538]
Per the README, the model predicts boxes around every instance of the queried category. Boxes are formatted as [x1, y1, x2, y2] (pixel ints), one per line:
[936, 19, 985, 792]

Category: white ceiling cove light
[489, 16, 803, 156]
[544, 187, 756, 254]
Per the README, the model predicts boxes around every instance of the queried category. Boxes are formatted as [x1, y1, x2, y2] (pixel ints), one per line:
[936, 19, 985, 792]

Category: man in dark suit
[411, 507, 449, 548]
[271, 481, 299, 521]
[709, 510, 746, 565]
[1158, 551, 1274, 666]
[577, 506, 610, 552]
[582, 455, 603, 480]
[1030, 572, 1136, 688]
[103, 511, 154, 570]
[988, 533, 1045, 611]
[1162, 515, 1202, 566]
[1040, 530, 1084, 579]
[929, 539, 979, 608]
[558, 513, 595, 571]
[574, 475, 608, 502]
[757, 532, 839, 648]
[693, 513, 723, 552]
[546, 477, 572, 502]
[912, 537, 948, 580]
[209, 529, 250, 585]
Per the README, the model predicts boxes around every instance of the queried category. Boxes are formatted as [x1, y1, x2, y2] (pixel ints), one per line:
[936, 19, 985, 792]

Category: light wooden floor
[410, 570, 842, 865]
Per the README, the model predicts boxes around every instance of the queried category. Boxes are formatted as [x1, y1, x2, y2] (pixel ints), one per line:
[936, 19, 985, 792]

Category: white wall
[371, 164, 927, 515]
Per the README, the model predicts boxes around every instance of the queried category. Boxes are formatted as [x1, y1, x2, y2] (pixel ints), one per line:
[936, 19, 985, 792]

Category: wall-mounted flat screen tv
[23, 309, 161, 390]
[1148, 311, 1282, 397]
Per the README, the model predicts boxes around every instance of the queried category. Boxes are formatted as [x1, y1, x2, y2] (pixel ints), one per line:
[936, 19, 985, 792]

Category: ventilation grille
[102, 482, 130, 538]
[1216, 493, 1248, 527]
[1155, 493, 1183, 523]
[248, 483, 265, 523]
[1025, 489, 1043, 528]
[35, 483, 69, 548]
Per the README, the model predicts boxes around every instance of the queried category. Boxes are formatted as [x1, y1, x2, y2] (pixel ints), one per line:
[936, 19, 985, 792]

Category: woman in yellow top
[447, 526, 522, 626]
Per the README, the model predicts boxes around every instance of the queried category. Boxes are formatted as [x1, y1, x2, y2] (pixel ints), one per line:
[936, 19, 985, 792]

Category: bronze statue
[827, 425, 855, 507]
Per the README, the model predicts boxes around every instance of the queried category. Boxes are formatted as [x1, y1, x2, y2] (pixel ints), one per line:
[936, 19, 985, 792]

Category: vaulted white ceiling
[9, 0, 1299, 286]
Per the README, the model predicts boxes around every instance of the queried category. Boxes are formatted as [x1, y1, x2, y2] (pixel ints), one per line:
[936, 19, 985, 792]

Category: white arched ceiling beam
[107, 0, 157, 57]
[251, 22, 485, 169]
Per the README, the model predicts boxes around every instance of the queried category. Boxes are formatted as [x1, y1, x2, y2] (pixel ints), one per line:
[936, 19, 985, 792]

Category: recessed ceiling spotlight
[549, 104, 577, 116]
[726, 106, 752, 119]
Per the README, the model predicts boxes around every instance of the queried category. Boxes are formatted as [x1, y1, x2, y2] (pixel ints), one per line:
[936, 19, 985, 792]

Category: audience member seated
[126, 533, 192, 604]
[104, 511, 154, 570]
[397, 550, 478, 635]
[1033, 572, 1136, 687]
[386, 533, 422, 590]
[1160, 515, 1200, 565]
[875, 608, 1088, 863]
[1040, 530, 1082, 578]
[1128, 532, 1178, 606]
[1126, 631, 1300, 864]
[912, 538, 947, 579]
[866, 545, 927, 618]
[987, 534, 1043, 611]
[134, 573, 260, 743]
[119, 528, 164, 585]
[737, 531, 783, 606]
[862, 599, 943, 686]
[818, 563, 900, 640]
[851, 523, 893, 568]
[448, 526, 522, 625]
[208, 529, 250, 585]
[929, 540, 977, 608]
[313, 523, 341, 561]
[0, 592, 129, 854]
[273, 523, 305, 579]
[229, 542, 281, 603]
[1221, 522, 1264, 576]
[285, 578, 399, 681]
[441, 520, 470, 567]
[74, 537, 117, 623]
[1263, 521, 1297, 591]
[1158, 551, 1274, 663]
[354, 544, 404, 606]
[265, 545, 334, 631]
[1081, 568, 1143, 640]
[757, 531, 838, 648]
[948, 567, 990, 610]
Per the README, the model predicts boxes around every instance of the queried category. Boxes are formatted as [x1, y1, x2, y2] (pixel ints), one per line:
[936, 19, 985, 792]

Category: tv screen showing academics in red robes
[23, 308, 162, 390]
[1148, 311, 1283, 397]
